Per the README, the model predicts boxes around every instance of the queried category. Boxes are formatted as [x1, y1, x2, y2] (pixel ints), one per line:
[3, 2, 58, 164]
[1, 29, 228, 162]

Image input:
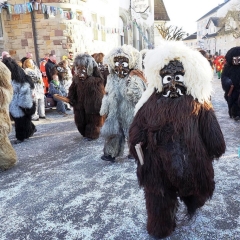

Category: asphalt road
[0, 75, 240, 240]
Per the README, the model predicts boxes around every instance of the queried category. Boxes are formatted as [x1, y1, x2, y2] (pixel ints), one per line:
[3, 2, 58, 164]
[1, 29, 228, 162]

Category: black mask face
[76, 66, 87, 81]
[113, 56, 130, 78]
[160, 60, 187, 98]
[232, 56, 240, 65]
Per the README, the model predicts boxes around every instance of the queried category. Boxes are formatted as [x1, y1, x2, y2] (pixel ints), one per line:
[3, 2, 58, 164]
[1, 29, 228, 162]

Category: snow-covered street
[0, 75, 240, 240]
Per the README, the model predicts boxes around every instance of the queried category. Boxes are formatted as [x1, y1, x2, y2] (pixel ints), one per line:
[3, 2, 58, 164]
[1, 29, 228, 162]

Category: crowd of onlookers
[0, 50, 75, 144]
[1, 51, 74, 120]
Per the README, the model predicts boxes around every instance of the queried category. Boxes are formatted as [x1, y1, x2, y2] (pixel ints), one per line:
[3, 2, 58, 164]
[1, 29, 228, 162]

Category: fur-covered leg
[85, 114, 104, 139]
[0, 126, 17, 170]
[103, 130, 125, 158]
[145, 189, 178, 239]
[181, 195, 207, 217]
[74, 109, 86, 137]
[13, 116, 34, 141]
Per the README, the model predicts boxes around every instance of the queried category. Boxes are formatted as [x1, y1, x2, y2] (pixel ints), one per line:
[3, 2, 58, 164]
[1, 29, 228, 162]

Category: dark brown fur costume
[221, 47, 240, 119]
[129, 92, 226, 238]
[68, 69, 105, 139]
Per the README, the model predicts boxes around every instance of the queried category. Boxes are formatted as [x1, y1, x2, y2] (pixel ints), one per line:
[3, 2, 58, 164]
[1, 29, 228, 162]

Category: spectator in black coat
[45, 54, 57, 83]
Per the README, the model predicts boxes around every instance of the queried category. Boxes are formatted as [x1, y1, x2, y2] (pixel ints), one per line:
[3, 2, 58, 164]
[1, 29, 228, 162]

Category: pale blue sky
[163, 0, 224, 34]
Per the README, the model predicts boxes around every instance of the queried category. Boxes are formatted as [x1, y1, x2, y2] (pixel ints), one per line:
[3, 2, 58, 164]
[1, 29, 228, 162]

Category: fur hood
[135, 41, 213, 114]
[73, 54, 98, 76]
[103, 44, 142, 73]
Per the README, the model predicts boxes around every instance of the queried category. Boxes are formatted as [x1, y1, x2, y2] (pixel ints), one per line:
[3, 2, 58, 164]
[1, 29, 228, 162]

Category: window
[76, 11, 83, 21]
[92, 13, 98, 40]
[100, 16, 106, 41]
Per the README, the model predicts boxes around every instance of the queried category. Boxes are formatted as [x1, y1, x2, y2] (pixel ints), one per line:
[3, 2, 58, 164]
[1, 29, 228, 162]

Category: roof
[182, 32, 197, 41]
[206, 17, 222, 28]
[154, 0, 170, 21]
[202, 33, 218, 39]
[197, 0, 230, 21]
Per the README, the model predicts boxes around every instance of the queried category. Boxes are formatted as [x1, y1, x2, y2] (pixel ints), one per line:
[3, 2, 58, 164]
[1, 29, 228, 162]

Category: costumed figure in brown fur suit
[221, 46, 240, 120]
[67, 54, 105, 141]
[91, 52, 109, 86]
[0, 61, 17, 170]
[3, 57, 36, 144]
[100, 45, 146, 162]
[129, 41, 226, 238]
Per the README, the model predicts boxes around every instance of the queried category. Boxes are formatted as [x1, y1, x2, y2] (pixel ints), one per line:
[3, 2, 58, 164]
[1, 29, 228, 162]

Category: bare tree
[219, 3, 240, 38]
[155, 23, 187, 41]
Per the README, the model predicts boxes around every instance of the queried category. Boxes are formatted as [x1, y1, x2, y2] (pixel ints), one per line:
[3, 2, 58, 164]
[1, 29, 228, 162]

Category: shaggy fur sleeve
[67, 80, 78, 106]
[100, 75, 114, 116]
[198, 106, 226, 159]
[125, 75, 146, 104]
[84, 76, 105, 114]
[129, 110, 147, 162]
[18, 83, 34, 109]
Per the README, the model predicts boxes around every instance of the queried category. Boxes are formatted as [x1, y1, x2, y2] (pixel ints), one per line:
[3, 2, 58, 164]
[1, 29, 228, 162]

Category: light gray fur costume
[100, 45, 146, 158]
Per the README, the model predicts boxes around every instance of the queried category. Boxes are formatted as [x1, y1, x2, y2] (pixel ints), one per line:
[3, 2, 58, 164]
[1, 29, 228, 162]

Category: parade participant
[213, 55, 226, 79]
[221, 46, 240, 120]
[67, 53, 105, 140]
[0, 61, 17, 170]
[2, 57, 37, 144]
[91, 52, 109, 86]
[129, 41, 226, 239]
[100, 45, 146, 162]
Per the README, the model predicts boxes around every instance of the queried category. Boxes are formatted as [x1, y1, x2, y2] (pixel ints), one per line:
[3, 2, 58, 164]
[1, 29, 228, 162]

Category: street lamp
[213, 37, 217, 56]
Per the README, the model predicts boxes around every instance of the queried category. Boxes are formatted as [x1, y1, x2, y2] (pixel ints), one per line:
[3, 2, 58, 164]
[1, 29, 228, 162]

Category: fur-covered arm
[129, 111, 147, 162]
[17, 83, 34, 109]
[125, 75, 146, 104]
[100, 77, 112, 116]
[221, 76, 232, 93]
[67, 80, 78, 106]
[20, 102, 36, 116]
[199, 106, 226, 159]
[129, 111, 148, 186]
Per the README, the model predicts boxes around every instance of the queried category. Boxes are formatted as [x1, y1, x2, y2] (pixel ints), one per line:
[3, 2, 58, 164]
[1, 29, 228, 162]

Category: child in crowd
[48, 74, 68, 116]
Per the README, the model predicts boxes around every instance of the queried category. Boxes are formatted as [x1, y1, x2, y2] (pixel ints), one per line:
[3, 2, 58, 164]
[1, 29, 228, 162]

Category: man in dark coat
[45, 54, 57, 83]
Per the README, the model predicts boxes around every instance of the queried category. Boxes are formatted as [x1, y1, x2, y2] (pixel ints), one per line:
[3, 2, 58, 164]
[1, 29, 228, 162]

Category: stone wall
[2, 0, 118, 65]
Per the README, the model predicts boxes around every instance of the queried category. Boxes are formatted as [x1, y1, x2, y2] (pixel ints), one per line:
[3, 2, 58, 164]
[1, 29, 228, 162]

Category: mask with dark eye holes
[76, 65, 87, 81]
[160, 60, 187, 98]
[113, 56, 130, 78]
[232, 56, 240, 65]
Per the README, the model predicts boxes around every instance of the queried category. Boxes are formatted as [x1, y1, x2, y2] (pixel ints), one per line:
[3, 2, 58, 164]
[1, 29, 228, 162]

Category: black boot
[101, 155, 115, 162]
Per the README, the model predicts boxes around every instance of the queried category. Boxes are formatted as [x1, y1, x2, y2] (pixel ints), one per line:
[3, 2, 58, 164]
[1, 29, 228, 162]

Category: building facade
[0, 0, 157, 64]
[195, 0, 240, 55]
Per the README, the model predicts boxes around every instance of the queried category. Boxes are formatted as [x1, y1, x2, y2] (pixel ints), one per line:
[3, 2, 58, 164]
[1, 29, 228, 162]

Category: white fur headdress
[103, 44, 142, 73]
[135, 41, 213, 114]
[74, 53, 98, 76]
